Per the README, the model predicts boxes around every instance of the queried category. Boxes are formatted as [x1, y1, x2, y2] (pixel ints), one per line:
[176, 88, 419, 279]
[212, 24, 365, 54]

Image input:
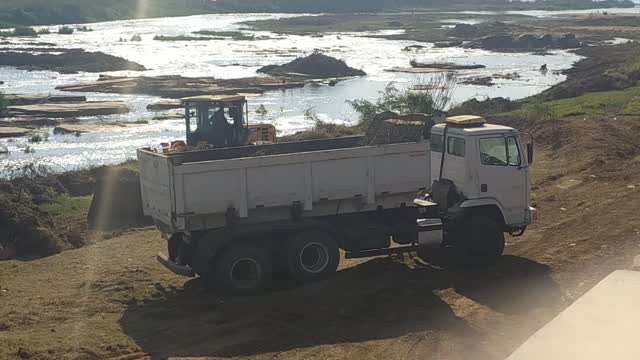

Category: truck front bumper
[156, 252, 195, 277]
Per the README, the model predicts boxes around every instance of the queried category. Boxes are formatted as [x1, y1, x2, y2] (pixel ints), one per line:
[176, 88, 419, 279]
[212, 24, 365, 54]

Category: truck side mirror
[527, 143, 534, 164]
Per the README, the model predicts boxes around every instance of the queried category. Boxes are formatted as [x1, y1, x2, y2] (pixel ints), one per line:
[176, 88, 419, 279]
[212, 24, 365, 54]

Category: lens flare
[135, 0, 150, 19]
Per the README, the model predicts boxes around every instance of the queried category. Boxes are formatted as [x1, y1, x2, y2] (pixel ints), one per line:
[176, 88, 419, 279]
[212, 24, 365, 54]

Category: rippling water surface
[0, 12, 585, 171]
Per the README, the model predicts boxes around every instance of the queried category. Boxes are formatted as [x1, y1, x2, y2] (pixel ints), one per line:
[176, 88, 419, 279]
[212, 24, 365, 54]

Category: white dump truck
[137, 115, 536, 294]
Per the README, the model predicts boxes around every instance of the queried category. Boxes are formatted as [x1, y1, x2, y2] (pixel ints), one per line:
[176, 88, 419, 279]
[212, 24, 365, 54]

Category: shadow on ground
[119, 254, 560, 359]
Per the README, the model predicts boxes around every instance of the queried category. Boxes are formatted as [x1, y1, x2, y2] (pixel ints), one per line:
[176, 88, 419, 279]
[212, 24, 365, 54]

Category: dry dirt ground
[2, 116, 640, 360]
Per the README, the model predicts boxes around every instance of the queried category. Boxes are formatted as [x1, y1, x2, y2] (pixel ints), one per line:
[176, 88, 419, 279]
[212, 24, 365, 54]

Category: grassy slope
[545, 87, 640, 117]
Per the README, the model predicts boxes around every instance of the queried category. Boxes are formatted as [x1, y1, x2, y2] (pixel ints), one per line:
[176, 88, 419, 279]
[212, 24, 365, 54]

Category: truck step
[345, 245, 420, 259]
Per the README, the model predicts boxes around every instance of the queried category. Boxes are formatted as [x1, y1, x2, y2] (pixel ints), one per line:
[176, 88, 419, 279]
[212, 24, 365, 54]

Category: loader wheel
[456, 216, 505, 266]
[287, 230, 339, 284]
[214, 243, 272, 295]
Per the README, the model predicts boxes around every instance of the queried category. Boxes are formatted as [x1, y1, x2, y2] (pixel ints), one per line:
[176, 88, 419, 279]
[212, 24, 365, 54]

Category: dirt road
[2, 116, 640, 360]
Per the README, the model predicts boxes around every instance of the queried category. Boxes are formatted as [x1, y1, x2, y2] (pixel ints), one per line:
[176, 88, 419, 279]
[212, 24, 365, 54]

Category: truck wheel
[214, 243, 273, 295]
[458, 216, 505, 265]
[287, 230, 339, 283]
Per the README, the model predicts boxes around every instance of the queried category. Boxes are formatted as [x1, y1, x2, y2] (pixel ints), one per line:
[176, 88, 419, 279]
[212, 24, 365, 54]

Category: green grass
[507, 87, 640, 119]
[546, 87, 640, 117]
[39, 194, 92, 219]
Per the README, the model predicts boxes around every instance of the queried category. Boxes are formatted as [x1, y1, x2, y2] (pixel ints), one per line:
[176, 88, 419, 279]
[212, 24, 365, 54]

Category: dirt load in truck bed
[2, 112, 640, 359]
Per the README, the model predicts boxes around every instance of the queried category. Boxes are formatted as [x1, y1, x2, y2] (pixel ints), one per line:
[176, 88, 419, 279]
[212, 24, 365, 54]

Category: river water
[0, 11, 593, 171]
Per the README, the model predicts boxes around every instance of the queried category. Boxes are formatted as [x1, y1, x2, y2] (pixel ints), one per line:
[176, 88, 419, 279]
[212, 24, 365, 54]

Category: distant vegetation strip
[0, 0, 635, 27]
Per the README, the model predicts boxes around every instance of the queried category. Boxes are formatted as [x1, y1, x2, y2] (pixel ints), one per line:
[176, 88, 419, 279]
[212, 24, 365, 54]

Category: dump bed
[138, 136, 430, 233]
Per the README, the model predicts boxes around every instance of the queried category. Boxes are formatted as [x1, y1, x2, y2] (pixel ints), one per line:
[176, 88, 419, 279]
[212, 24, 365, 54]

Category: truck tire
[214, 243, 273, 295]
[457, 216, 505, 265]
[287, 230, 339, 284]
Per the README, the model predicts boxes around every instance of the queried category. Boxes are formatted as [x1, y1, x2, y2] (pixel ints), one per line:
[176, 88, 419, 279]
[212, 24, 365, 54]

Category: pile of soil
[0, 50, 146, 74]
[257, 52, 366, 78]
[364, 112, 441, 145]
[0, 179, 83, 260]
[448, 23, 478, 38]
[0, 162, 148, 260]
[449, 97, 520, 116]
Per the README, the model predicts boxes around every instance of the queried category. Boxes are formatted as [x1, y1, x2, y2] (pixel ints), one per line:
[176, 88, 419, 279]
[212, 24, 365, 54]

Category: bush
[348, 73, 458, 128]
[29, 134, 43, 143]
[11, 26, 37, 37]
[58, 26, 74, 35]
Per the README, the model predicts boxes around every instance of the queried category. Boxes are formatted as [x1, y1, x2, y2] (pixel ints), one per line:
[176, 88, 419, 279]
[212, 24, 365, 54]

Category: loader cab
[430, 115, 534, 227]
[183, 95, 249, 148]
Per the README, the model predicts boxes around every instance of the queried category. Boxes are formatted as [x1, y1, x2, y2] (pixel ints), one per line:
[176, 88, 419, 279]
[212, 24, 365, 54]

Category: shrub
[348, 73, 458, 128]
[58, 26, 74, 35]
[11, 26, 37, 37]
[29, 134, 43, 143]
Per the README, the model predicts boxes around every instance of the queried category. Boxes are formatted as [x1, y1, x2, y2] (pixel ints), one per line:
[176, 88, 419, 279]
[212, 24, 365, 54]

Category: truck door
[476, 135, 527, 225]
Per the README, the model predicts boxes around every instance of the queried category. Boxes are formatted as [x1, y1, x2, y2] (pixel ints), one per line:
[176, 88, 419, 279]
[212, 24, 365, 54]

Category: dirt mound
[449, 97, 520, 115]
[258, 52, 366, 78]
[364, 112, 442, 145]
[448, 23, 478, 38]
[0, 181, 78, 260]
[87, 167, 152, 231]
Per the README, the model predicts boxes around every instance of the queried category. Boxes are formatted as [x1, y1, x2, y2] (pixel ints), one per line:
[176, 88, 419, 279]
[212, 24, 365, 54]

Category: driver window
[479, 137, 508, 166]
[507, 136, 521, 166]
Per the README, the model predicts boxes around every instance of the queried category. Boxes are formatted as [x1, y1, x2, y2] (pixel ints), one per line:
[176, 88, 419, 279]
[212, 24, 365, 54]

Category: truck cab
[429, 115, 536, 234]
